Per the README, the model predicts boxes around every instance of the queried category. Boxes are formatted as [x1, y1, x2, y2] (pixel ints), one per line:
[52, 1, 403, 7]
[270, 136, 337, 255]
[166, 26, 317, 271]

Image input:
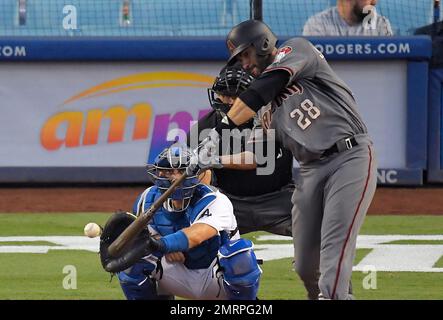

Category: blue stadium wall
[428, 65, 443, 182]
[0, 36, 434, 186]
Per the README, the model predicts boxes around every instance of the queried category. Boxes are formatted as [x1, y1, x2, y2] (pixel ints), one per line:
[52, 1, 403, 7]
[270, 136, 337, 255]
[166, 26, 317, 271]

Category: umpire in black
[187, 65, 293, 236]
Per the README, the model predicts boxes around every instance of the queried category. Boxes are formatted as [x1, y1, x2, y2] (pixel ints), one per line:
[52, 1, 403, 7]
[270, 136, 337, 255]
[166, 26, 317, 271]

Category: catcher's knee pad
[218, 239, 262, 300]
[117, 261, 159, 300]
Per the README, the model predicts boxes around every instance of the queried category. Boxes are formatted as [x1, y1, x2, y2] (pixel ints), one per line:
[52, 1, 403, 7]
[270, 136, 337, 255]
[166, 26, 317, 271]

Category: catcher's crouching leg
[117, 261, 172, 300]
[99, 211, 173, 300]
[218, 239, 262, 300]
[117, 261, 157, 300]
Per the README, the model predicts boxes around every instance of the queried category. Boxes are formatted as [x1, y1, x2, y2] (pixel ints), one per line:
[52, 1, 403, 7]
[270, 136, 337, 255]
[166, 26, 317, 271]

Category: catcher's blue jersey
[133, 184, 236, 270]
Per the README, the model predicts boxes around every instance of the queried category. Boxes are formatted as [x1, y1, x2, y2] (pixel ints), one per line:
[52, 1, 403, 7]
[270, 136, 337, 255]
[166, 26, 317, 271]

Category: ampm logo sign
[40, 71, 213, 163]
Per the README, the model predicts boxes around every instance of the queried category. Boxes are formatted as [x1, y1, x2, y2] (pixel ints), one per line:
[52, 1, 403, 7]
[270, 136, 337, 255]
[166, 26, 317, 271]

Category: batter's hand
[187, 128, 223, 175]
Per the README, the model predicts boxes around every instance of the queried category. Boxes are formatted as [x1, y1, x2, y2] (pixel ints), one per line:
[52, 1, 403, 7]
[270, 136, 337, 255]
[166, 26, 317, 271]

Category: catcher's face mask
[208, 65, 255, 116]
[146, 145, 199, 212]
[207, 90, 233, 116]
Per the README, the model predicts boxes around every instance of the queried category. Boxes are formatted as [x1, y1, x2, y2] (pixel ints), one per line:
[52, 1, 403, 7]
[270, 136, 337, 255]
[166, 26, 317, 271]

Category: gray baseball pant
[292, 136, 377, 299]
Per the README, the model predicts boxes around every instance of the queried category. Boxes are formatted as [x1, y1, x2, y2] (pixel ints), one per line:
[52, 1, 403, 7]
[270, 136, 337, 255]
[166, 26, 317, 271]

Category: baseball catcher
[99, 144, 262, 300]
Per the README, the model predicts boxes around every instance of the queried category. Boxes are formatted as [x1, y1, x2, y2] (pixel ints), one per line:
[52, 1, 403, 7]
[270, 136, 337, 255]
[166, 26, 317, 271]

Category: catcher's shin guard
[117, 262, 158, 300]
[218, 239, 262, 300]
[117, 261, 175, 300]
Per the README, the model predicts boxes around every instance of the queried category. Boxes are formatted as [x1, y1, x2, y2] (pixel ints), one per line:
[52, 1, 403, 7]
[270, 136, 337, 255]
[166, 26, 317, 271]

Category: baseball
[84, 222, 102, 238]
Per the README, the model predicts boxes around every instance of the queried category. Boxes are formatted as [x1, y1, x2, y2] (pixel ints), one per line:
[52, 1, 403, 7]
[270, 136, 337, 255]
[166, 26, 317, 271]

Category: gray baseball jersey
[303, 6, 393, 36]
[262, 37, 367, 165]
[260, 37, 378, 299]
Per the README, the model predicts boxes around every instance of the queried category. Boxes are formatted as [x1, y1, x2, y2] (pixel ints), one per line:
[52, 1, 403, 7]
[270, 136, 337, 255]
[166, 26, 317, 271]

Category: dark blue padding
[218, 239, 261, 300]
[218, 238, 253, 258]
[406, 61, 428, 169]
[0, 36, 432, 61]
[427, 68, 443, 182]
[0, 167, 424, 185]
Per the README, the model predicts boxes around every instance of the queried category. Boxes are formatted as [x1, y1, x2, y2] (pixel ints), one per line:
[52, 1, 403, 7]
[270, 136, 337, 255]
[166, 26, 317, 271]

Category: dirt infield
[0, 187, 443, 215]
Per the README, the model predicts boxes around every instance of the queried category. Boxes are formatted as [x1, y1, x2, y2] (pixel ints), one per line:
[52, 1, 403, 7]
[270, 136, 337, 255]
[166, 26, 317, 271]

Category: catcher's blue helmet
[146, 144, 199, 211]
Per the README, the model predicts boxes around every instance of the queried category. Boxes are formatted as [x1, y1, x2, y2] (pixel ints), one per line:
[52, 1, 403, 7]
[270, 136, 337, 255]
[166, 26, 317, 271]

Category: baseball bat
[107, 172, 189, 257]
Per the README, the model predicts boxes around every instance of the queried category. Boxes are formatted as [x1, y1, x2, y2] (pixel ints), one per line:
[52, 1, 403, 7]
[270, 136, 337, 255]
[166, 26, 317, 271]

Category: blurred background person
[303, 0, 393, 36]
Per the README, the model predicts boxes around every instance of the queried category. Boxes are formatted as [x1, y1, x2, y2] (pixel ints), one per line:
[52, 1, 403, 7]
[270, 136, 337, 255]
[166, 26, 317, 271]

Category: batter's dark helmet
[226, 20, 278, 65]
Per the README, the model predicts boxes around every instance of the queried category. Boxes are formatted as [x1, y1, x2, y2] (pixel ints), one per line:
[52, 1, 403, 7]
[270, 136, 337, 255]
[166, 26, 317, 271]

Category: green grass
[434, 256, 443, 268]
[242, 231, 288, 243]
[351, 271, 443, 300]
[0, 241, 56, 246]
[359, 216, 443, 235]
[383, 240, 443, 245]
[258, 258, 443, 300]
[354, 249, 372, 265]
[258, 249, 373, 300]
[1, 213, 441, 236]
[0, 214, 442, 300]
[258, 258, 304, 299]
[0, 213, 111, 236]
[0, 250, 124, 300]
[1, 251, 441, 300]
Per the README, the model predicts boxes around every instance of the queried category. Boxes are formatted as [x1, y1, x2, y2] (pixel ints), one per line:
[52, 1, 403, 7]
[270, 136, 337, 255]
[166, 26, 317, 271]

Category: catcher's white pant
[152, 257, 227, 300]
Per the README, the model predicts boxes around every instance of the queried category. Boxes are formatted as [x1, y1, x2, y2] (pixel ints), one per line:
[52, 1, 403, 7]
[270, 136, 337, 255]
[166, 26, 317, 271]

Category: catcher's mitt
[99, 211, 155, 273]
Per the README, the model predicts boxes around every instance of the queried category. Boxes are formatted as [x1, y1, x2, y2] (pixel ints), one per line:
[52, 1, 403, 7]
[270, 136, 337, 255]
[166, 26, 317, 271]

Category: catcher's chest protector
[144, 185, 223, 269]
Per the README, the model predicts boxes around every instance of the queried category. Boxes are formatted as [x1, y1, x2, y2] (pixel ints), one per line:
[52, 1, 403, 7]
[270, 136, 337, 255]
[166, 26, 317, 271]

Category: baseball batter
[201, 20, 378, 300]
